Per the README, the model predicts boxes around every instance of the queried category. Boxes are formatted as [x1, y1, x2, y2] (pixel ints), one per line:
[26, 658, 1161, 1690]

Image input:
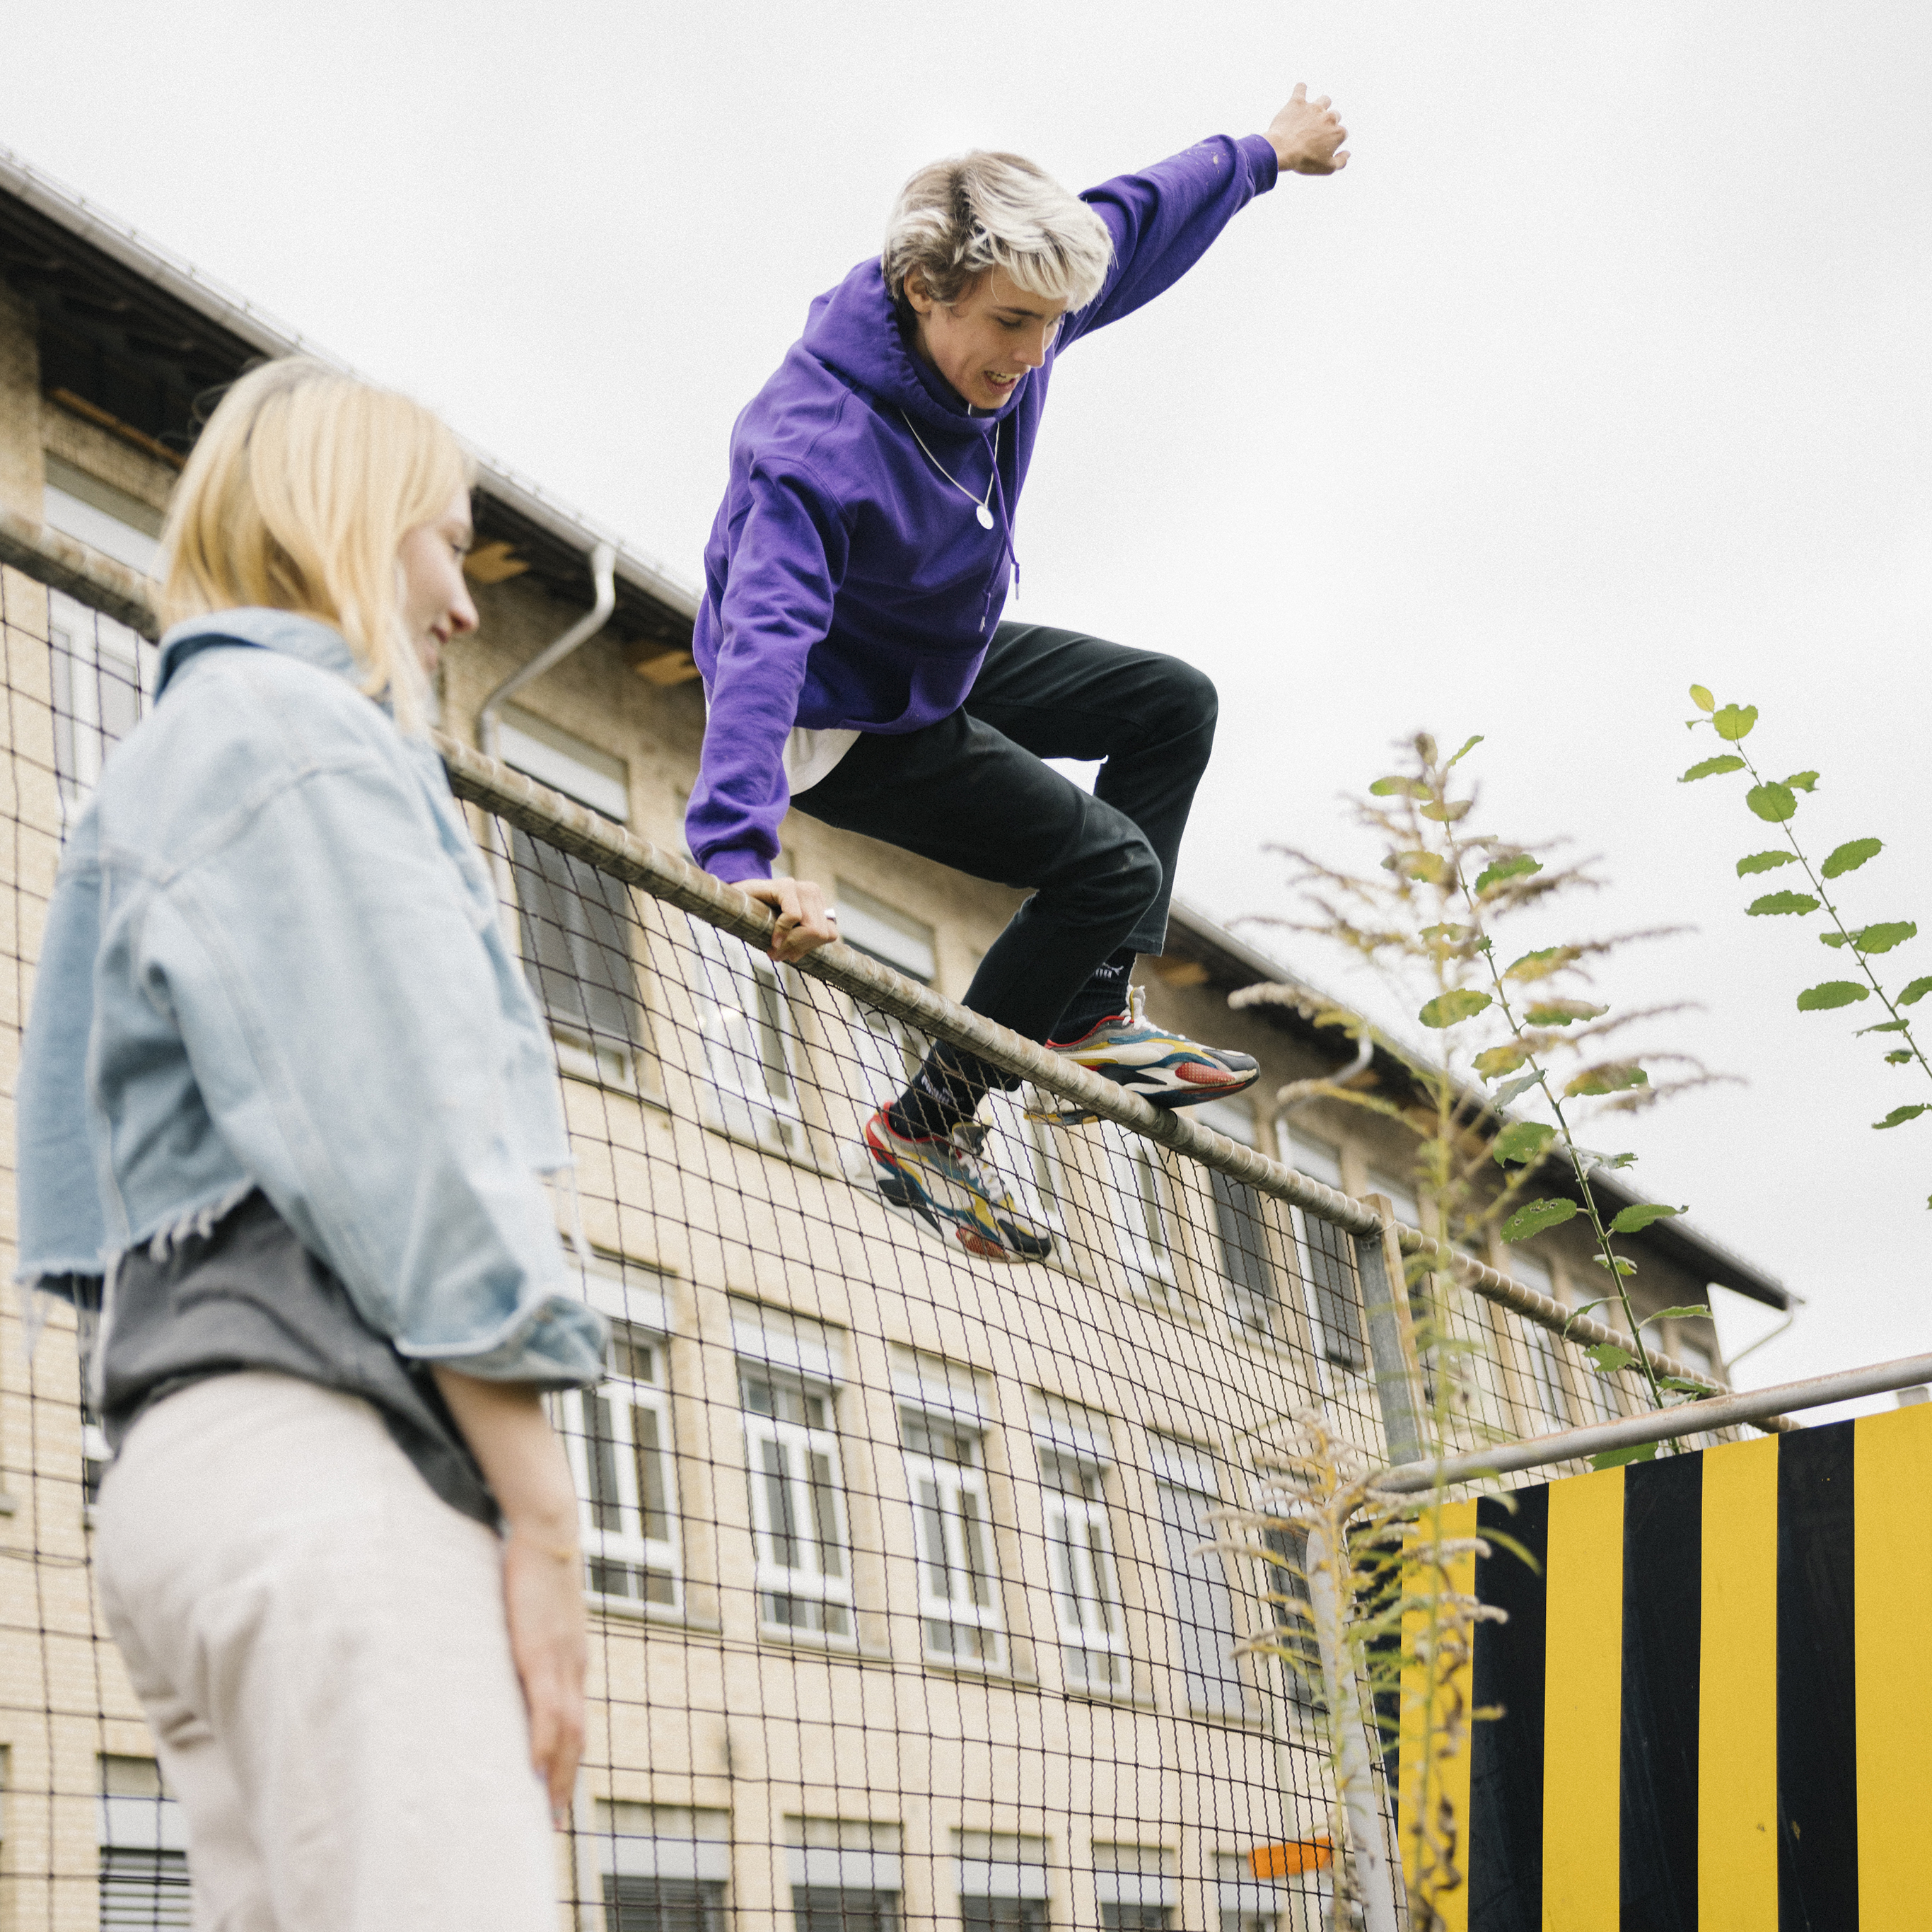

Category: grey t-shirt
[100, 1189, 499, 1527]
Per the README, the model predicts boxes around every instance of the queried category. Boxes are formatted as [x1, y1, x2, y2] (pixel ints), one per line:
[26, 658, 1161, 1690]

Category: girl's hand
[502, 1527, 589, 1817]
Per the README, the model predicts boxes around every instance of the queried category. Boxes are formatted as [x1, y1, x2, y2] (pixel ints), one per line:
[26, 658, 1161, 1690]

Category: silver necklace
[900, 412, 998, 529]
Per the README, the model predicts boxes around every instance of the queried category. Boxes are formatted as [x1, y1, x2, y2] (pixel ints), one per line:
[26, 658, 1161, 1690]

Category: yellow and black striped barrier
[1399, 1402, 1932, 1929]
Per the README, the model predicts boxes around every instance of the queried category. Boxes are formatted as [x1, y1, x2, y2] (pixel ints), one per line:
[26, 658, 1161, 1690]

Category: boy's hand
[1266, 83, 1349, 175]
[743, 878, 840, 963]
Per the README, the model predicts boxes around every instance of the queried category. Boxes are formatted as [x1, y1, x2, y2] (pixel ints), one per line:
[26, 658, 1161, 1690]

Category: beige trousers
[95, 1372, 559, 1932]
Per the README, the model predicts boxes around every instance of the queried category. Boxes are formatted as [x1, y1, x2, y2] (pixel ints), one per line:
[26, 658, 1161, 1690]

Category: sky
[6, 0, 1928, 1409]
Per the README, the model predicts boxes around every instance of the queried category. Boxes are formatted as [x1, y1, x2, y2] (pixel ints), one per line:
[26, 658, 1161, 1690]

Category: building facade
[0, 148, 1786, 1932]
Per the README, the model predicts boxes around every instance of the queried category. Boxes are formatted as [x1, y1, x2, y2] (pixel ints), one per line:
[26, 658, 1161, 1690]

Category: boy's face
[906, 266, 1068, 412]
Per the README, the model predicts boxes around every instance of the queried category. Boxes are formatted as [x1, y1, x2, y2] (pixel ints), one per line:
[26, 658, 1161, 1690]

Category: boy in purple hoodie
[687, 85, 1350, 1262]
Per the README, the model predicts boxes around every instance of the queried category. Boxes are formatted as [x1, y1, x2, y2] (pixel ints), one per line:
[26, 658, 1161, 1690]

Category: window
[44, 454, 163, 576]
[1257, 1521, 1320, 1710]
[691, 916, 805, 1153]
[1102, 1125, 1177, 1302]
[605, 1880, 727, 1932]
[1283, 1131, 1365, 1370]
[1041, 1450, 1127, 1690]
[1093, 1846, 1175, 1929]
[741, 1368, 851, 1639]
[963, 1900, 1048, 1930]
[1508, 1252, 1572, 1431]
[1153, 1451, 1251, 1718]
[957, 1832, 1049, 1929]
[902, 1408, 1005, 1668]
[568, 1324, 680, 1610]
[499, 704, 631, 823]
[788, 1817, 902, 1932]
[50, 588, 153, 815]
[1366, 1168, 1421, 1230]
[595, 1801, 731, 1932]
[1215, 1854, 1325, 1932]
[1194, 1101, 1283, 1342]
[511, 829, 649, 1085]
[99, 1755, 190, 1929]
[834, 881, 936, 984]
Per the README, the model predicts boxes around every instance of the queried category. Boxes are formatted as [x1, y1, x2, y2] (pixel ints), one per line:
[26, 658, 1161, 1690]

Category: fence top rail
[0, 516, 1735, 1409]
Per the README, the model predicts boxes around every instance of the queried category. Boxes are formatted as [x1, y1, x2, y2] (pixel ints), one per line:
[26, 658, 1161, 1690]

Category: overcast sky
[8, 0, 1929, 1407]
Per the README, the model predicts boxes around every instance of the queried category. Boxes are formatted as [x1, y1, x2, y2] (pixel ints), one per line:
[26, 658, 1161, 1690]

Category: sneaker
[862, 1110, 1054, 1264]
[1044, 985, 1259, 1117]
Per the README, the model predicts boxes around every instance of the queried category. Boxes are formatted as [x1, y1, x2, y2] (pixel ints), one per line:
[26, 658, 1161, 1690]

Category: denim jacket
[15, 609, 607, 1387]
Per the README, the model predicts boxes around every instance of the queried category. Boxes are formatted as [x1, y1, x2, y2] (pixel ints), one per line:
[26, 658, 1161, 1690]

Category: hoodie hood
[800, 259, 1033, 440]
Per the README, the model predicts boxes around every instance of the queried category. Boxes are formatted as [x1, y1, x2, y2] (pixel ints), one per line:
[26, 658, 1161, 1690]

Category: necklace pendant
[975, 503, 994, 530]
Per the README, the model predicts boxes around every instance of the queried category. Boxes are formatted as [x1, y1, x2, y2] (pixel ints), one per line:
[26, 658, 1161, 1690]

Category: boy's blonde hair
[160, 359, 472, 734]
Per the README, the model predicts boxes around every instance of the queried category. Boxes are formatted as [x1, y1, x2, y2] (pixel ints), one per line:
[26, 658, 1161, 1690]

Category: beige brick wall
[0, 289, 42, 523]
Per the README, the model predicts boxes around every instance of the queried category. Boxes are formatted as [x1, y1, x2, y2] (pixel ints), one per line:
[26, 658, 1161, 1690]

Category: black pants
[791, 621, 1217, 1049]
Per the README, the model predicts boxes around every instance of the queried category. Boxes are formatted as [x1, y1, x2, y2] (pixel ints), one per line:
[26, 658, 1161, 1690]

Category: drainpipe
[477, 541, 617, 759]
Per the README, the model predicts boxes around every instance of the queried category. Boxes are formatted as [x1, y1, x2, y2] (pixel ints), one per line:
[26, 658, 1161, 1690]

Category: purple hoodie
[687, 134, 1281, 884]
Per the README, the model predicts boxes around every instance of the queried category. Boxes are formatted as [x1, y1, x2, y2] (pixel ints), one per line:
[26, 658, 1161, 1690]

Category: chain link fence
[0, 544, 1721, 1931]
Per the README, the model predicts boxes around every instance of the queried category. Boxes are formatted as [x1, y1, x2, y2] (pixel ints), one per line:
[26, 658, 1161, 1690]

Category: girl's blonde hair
[160, 359, 472, 734]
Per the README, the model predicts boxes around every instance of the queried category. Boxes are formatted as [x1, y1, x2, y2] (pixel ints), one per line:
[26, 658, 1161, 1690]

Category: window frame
[901, 1408, 1007, 1670]
[48, 590, 153, 817]
[566, 1325, 682, 1616]
[1100, 1125, 1179, 1305]
[740, 1368, 854, 1641]
[1040, 1451, 1129, 1692]
[690, 916, 807, 1155]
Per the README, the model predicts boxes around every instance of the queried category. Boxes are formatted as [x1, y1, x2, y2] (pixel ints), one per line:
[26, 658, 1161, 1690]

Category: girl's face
[398, 491, 479, 676]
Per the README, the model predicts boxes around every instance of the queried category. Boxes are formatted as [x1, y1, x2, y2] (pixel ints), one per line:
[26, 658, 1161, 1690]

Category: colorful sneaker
[862, 1110, 1054, 1264]
[1041, 985, 1259, 1121]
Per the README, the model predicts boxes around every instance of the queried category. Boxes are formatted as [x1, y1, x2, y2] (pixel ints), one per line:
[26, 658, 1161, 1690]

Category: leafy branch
[1680, 685, 1931, 1197]
[1253, 733, 1723, 1446]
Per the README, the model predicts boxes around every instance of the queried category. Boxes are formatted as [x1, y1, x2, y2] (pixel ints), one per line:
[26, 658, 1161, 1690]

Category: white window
[1282, 1131, 1366, 1371]
[1041, 1450, 1127, 1691]
[690, 917, 805, 1154]
[902, 1408, 1005, 1668]
[1101, 1124, 1177, 1303]
[1153, 1447, 1252, 1719]
[98, 1755, 190, 1929]
[511, 830, 649, 1087]
[497, 704, 630, 823]
[741, 1368, 851, 1639]
[1194, 1101, 1282, 1343]
[1366, 1168, 1421, 1230]
[834, 880, 936, 984]
[44, 455, 163, 576]
[1508, 1252, 1572, 1432]
[595, 1801, 731, 1932]
[567, 1325, 680, 1612]
[49, 588, 153, 816]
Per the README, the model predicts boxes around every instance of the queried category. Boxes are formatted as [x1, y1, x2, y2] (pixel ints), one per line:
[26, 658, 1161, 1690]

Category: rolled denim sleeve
[134, 747, 606, 1387]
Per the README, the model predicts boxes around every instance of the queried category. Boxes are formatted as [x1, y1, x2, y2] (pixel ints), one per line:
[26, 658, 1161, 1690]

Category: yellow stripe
[1399, 1499, 1479, 1930]
[1856, 1404, 1932, 1924]
[1697, 1431, 1779, 1930]
[1542, 1467, 1624, 1931]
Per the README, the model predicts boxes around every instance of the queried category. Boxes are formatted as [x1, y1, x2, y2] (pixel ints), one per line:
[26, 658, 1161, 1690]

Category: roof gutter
[0, 143, 700, 629]
[477, 542, 617, 760]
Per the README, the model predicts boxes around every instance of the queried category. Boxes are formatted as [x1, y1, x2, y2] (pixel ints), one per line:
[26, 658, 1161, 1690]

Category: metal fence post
[1356, 1194, 1426, 1467]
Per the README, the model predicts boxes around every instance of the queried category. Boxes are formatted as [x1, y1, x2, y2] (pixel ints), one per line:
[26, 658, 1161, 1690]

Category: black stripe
[1469, 1483, 1549, 1931]
[1776, 1421, 1857, 1932]
[1619, 1450, 1703, 1932]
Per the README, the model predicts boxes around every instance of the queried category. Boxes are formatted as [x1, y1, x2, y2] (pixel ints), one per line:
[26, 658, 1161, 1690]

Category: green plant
[1680, 684, 1929, 1204]
[1251, 732, 1721, 1442]
[1209, 1409, 1506, 1932]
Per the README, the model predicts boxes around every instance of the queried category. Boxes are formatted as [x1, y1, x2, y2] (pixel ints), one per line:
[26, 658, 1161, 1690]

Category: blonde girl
[16, 358, 606, 1931]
